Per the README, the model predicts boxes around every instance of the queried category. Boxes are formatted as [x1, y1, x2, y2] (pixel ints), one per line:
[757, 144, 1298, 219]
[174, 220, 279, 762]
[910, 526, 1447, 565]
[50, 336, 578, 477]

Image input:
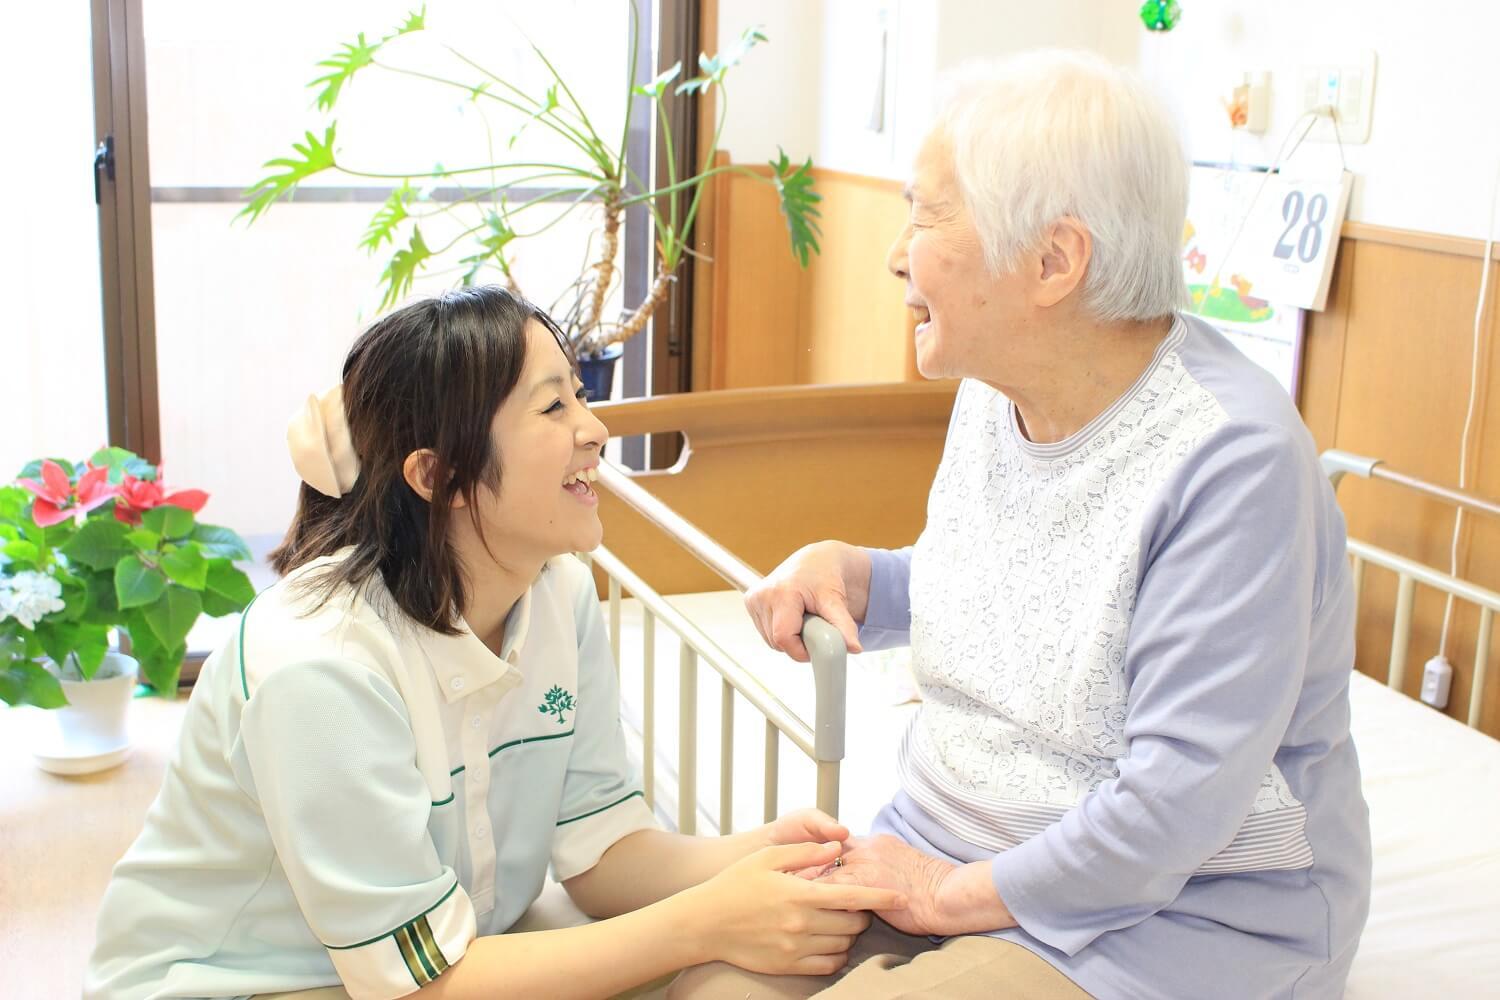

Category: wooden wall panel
[796, 170, 917, 384]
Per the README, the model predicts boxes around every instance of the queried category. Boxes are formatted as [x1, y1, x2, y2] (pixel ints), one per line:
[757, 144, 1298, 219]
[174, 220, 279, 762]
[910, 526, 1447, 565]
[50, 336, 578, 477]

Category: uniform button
[471, 717, 482, 729]
[474, 825, 486, 838]
[451, 677, 465, 691]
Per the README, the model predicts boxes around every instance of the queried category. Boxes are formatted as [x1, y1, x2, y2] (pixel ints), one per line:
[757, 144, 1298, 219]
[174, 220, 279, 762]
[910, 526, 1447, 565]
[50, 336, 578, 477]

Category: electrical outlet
[1299, 50, 1377, 144]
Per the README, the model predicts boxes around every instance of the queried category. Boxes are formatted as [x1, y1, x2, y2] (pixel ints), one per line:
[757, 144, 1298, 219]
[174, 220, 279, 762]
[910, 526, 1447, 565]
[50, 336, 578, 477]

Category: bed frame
[587, 386, 1499, 837]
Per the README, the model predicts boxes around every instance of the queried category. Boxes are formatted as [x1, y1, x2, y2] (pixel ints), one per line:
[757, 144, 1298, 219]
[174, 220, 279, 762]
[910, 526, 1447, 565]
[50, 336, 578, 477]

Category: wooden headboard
[592, 381, 958, 595]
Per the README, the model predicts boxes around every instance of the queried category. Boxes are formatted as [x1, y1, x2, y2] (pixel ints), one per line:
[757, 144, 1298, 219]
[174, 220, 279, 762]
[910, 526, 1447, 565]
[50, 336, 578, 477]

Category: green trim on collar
[430, 792, 454, 807]
[325, 879, 459, 951]
[557, 790, 645, 827]
[448, 728, 575, 777]
[237, 593, 262, 701]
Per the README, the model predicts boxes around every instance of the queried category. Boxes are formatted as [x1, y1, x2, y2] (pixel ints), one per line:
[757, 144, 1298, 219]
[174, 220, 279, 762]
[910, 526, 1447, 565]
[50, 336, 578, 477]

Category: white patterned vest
[900, 323, 1314, 873]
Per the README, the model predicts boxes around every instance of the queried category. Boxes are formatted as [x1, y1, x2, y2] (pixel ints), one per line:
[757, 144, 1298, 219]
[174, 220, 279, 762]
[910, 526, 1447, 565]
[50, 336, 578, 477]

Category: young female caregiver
[85, 286, 903, 1000]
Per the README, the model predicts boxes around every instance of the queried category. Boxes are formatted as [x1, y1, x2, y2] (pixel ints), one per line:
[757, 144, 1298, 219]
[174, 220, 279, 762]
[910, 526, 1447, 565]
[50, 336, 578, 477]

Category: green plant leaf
[81, 570, 119, 625]
[634, 61, 682, 100]
[459, 213, 517, 286]
[143, 505, 195, 540]
[3, 539, 39, 565]
[205, 560, 256, 609]
[115, 554, 167, 609]
[143, 586, 203, 652]
[191, 524, 253, 562]
[125, 528, 161, 551]
[0, 661, 67, 709]
[124, 617, 185, 696]
[238, 125, 339, 225]
[387, 4, 426, 38]
[89, 447, 155, 483]
[506, 83, 561, 151]
[378, 225, 433, 311]
[0, 485, 28, 521]
[769, 148, 823, 266]
[160, 545, 209, 591]
[60, 518, 132, 570]
[56, 571, 88, 622]
[309, 32, 382, 112]
[360, 180, 413, 254]
[17, 457, 76, 480]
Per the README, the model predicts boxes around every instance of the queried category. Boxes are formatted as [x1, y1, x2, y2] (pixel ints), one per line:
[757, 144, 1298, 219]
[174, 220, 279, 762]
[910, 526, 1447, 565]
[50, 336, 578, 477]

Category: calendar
[1182, 165, 1352, 396]
[1185, 165, 1353, 312]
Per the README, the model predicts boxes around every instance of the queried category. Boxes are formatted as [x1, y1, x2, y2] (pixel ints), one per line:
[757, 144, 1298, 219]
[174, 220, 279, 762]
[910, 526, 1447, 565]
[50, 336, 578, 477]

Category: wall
[718, 0, 1500, 240]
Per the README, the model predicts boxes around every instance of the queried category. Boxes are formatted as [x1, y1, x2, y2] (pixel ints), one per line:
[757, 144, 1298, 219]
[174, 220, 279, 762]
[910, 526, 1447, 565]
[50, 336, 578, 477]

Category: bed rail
[1323, 449, 1500, 728]
[588, 459, 847, 830]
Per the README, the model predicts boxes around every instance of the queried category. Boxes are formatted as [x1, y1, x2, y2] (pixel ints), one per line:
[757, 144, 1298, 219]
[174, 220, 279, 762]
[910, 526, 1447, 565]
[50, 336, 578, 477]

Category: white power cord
[1426, 160, 1500, 706]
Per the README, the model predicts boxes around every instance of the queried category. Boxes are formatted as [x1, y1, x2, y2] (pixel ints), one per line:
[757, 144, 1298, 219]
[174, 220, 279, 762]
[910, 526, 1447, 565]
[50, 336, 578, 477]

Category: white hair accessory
[287, 386, 359, 498]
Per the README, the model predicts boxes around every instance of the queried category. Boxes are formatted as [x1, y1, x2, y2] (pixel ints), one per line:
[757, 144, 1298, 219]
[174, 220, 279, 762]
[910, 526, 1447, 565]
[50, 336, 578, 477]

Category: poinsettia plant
[0, 447, 255, 708]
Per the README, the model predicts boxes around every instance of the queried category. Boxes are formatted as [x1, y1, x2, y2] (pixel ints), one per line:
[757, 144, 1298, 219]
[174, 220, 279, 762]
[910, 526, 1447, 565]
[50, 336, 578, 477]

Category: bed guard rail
[587, 459, 847, 830]
[1322, 449, 1500, 729]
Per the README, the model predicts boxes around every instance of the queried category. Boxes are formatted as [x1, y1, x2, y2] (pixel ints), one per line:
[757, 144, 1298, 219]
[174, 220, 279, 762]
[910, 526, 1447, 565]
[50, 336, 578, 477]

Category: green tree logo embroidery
[537, 685, 576, 725]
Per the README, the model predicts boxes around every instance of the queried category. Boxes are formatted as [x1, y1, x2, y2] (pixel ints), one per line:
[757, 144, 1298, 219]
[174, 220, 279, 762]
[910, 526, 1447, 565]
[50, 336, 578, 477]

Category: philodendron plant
[241, 3, 821, 358]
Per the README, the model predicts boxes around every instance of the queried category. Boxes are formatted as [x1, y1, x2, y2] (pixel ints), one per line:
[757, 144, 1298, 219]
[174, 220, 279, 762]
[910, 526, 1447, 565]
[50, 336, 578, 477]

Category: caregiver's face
[887, 131, 1021, 380]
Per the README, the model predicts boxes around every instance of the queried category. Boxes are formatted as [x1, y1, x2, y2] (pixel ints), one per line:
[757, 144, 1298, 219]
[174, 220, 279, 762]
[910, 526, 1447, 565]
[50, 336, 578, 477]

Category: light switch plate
[1299, 50, 1376, 144]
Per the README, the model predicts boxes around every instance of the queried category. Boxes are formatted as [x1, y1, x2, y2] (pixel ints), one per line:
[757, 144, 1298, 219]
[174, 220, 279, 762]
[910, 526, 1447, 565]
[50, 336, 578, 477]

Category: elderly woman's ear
[1034, 217, 1093, 308]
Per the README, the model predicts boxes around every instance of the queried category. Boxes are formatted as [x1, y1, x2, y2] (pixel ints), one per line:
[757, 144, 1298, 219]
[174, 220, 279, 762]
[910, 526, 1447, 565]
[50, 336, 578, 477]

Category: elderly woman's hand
[746, 541, 870, 662]
[815, 835, 956, 936]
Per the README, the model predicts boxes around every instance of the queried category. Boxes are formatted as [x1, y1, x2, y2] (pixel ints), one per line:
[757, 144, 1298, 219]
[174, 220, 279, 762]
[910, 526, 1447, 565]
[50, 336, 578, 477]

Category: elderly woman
[673, 50, 1371, 1000]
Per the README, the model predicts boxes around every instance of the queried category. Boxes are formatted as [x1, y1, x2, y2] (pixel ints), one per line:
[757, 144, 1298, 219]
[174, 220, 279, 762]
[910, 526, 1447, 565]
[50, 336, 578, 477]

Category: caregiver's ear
[402, 449, 467, 507]
[1035, 218, 1092, 307]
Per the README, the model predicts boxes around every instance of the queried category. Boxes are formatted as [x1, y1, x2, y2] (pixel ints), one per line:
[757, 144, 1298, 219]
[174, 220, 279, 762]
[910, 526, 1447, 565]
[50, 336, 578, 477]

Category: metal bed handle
[1322, 448, 1500, 520]
[596, 460, 848, 765]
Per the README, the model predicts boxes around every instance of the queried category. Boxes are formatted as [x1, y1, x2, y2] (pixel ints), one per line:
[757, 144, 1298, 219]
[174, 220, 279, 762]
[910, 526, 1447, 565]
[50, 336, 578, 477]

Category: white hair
[934, 50, 1188, 322]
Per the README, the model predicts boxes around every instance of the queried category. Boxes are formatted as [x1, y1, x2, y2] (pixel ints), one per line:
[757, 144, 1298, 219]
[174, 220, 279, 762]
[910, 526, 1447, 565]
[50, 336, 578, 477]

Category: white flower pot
[32, 652, 140, 775]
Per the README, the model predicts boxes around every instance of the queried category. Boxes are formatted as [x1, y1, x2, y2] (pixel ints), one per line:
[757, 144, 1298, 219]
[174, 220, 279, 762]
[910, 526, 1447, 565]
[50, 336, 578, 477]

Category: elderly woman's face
[887, 132, 1024, 380]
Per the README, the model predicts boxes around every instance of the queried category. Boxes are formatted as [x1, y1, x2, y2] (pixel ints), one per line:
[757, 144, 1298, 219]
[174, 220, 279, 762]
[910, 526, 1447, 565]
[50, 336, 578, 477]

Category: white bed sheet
[612, 592, 1500, 997]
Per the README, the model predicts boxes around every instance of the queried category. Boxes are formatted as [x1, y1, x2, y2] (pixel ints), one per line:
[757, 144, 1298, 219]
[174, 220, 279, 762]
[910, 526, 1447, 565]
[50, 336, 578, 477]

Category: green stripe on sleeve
[556, 789, 646, 827]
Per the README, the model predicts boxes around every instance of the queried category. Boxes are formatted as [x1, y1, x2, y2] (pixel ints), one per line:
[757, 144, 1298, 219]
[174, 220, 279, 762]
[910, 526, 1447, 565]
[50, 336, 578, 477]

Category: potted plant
[240, 3, 821, 398]
[1, 448, 256, 773]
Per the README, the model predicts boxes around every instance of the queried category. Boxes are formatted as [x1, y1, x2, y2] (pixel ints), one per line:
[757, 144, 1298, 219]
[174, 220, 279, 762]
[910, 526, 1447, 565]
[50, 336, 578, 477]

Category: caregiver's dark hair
[269, 284, 574, 633]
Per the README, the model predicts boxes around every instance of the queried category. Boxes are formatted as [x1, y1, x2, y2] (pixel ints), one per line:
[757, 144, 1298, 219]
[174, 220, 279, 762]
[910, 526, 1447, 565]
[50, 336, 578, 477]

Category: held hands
[815, 835, 959, 937]
[745, 542, 871, 662]
[692, 841, 908, 976]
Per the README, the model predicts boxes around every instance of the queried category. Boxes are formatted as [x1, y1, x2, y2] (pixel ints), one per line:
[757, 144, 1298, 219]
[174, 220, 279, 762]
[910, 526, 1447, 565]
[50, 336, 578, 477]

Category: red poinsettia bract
[113, 472, 209, 526]
[18, 461, 118, 528]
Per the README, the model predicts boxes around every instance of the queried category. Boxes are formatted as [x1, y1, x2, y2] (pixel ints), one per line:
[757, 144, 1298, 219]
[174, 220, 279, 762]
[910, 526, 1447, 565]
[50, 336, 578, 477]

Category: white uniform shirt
[86, 550, 656, 1000]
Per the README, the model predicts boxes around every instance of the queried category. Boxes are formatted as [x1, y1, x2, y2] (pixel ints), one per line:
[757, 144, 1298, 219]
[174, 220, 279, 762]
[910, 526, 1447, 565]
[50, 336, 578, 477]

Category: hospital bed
[586, 382, 1500, 999]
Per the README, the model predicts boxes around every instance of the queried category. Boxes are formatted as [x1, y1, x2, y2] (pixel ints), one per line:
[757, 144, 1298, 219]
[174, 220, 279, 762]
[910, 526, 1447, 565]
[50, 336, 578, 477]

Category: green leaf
[0, 485, 28, 520]
[60, 517, 132, 570]
[238, 125, 339, 225]
[191, 524, 253, 562]
[506, 84, 560, 150]
[387, 4, 426, 38]
[0, 661, 67, 709]
[81, 570, 119, 625]
[3, 539, 39, 564]
[143, 505, 195, 540]
[17, 457, 76, 480]
[309, 32, 382, 112]
[769, 148, 823, 267]
[160, 545, 209, 591]
[89, 447, 154, 483]
[125, 528, 161, 551]
[143, 586, 203, 652]
[115, 554, 167, 609]
[124, 617, 185, 696]
[360, 180, 413, 254]
[634, 61, 682, 100]
[70, 627, 109, 679]
[36, 621, 108, 680]
[459, 213, 517, 286]
[378, 225, 433, 311]
[205, 560, 256, 608]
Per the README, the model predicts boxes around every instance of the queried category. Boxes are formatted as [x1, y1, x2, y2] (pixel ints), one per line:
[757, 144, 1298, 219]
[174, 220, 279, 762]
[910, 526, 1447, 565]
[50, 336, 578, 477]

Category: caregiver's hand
[688, 842, 907, 975]
[746, 541, 871, 662]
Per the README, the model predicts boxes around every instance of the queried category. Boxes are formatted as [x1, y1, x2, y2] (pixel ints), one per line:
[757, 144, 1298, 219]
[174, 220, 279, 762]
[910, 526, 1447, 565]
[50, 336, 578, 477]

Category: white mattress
[611, 592, 1500, 997]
